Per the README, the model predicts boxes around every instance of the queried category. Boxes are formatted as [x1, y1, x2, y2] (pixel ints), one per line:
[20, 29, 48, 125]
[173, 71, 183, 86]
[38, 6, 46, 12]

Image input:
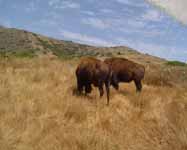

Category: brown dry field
[0, 57, 187, 150]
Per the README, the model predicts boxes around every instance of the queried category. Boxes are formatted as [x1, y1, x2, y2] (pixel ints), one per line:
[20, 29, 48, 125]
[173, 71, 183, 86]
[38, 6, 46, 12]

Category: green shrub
[1, 49, 38, 58]
[14, 50, 36, 58]
[166, 61, 186, 67]
[0, 51, 6, 57]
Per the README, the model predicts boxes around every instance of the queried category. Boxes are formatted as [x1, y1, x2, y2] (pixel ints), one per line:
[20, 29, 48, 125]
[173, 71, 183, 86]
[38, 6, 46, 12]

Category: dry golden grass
[0, 57, 187, 150]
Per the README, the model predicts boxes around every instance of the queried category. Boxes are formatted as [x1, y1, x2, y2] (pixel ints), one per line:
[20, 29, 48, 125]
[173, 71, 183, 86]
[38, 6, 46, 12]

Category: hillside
[0, 26, 109, 57]
[0, 26, 166, 63]
[0, 27, 95, 58]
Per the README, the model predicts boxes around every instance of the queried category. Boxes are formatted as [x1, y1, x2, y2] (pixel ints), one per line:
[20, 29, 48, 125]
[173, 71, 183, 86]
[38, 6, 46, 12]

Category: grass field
[0, 57, 187, 150]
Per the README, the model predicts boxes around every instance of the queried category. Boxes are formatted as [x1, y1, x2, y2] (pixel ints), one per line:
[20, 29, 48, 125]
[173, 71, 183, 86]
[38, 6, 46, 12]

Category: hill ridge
[0, 26, 166, 64]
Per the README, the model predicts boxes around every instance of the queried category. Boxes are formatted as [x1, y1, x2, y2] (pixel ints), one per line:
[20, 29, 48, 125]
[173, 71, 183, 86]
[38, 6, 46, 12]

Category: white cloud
[82, 16, 146, 31]
[40, 19, 58, 26]
[116, 37, 185, 60]
[49, 0, 80, 9]
[60, 1, 80, 9]
[81, 16, 152, 37]
[81, 10, 95, 16]
[60, 30, 114, 46]
[48, 0, 60, 6]
[127, 19, 146, 29]
[100, 8, 114, 14]
[116, 0, 148, 7]
[116, 0, 133, 5]
[142, 9, 164, 22]
[146, 0, 187, 24]
[25, 1, 37, 12]
[82, 18, 111, 29]
[120, 27, 163, 37]
[46, 12, 61, 20]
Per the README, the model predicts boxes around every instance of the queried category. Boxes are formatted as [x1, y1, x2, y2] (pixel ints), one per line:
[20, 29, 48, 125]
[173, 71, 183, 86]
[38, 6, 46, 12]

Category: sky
[0, 0, 187, 62]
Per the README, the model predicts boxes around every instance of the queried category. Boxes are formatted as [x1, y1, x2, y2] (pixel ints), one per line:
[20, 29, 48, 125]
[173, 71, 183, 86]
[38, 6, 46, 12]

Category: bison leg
[105, 81, 110, 106]
[85, 84, 92, 94]
[77, 79, 83, 94]
[112, 83, 119, 90]
[98, 83, 104, 98]
[134, 80, 142, 92]
[111, 74, 119, 90]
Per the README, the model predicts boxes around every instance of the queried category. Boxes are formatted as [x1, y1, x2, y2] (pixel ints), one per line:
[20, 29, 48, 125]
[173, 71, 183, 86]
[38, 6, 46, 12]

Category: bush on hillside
[166, 60, 186, 67]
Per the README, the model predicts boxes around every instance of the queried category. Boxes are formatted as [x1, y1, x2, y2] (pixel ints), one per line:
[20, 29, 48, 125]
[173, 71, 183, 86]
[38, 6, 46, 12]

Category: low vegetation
[0, 57, 187, 150]
[166, 60, 187, 67]
[0, 49, 38, 58]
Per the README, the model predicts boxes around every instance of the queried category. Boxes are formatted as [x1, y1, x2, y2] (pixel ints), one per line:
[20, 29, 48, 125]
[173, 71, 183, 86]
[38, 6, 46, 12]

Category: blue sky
[0, 0, 187, 62]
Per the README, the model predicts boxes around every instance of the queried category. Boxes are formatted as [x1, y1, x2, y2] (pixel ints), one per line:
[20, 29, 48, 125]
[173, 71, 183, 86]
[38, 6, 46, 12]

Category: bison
[76, 57, 112, 105]
[104, 57, 145, 92]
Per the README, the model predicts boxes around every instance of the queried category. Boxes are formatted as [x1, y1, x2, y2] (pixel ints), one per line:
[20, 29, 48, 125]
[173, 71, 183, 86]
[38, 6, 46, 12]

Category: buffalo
[76, 57, 112, 105]
[104, 57, 145, 92]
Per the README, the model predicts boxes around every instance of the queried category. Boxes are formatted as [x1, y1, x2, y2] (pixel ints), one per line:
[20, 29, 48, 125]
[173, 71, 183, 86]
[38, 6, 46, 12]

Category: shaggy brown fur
[76, 57, 112, 105]
[104, 57, 145, 92]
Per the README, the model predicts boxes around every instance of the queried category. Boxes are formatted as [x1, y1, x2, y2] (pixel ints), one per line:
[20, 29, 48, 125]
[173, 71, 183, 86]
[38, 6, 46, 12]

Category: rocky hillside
[0, 26, 166, 63]
[0, 26, 95, 58]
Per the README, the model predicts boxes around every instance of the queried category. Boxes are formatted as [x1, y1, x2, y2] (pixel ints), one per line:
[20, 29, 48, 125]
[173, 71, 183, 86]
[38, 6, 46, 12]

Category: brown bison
[76, 57, 112, 105]
[104, 57, 145, 92]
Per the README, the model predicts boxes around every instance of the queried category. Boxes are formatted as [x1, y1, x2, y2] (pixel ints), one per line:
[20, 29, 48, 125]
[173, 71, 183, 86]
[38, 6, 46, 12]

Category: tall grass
[0, 57, 187, 150]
